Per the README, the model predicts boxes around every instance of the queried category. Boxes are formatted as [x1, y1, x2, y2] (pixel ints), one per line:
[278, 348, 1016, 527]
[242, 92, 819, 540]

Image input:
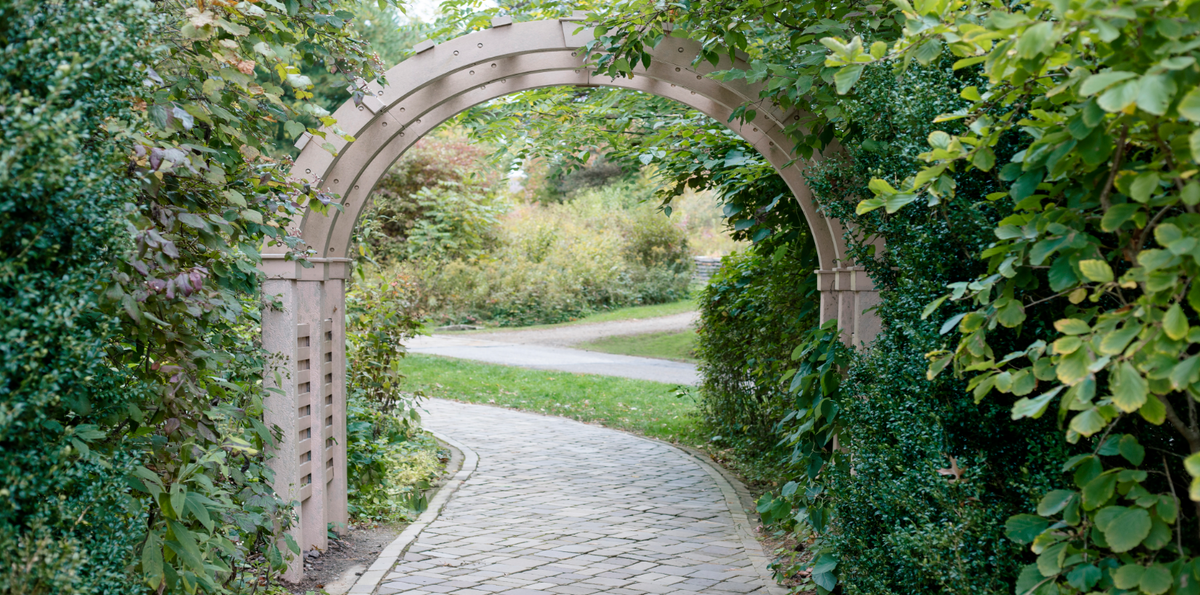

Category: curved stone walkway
[368, 399, 781, 595]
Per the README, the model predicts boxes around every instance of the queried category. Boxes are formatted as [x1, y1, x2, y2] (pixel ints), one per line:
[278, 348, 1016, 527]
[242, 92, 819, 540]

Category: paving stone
[372, 399, 773, 594]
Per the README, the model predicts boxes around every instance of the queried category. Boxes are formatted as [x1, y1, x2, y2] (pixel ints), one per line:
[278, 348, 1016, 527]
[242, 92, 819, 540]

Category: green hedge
[694, 243, 819, 449]
[804, 63, 1073, 594]
[0, 2, 151, 591]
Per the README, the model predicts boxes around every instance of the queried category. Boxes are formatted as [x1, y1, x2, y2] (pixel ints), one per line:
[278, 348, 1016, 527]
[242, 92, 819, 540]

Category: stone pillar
[817, 266, 882, 348]
[260, 257, 352, 581]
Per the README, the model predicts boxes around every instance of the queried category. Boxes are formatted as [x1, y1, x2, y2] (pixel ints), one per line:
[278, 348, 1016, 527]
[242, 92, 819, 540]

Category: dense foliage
[582, 1, 1099, 593]
[829, 0, 1200, 591]
[2, 0, 397, 592]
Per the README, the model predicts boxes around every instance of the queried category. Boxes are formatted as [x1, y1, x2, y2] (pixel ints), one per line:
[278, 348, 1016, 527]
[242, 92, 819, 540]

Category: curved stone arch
[259, 17, 880, 579]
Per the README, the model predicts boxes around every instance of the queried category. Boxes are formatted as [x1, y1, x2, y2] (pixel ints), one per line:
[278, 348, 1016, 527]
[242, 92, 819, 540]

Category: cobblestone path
[370, 399, 779, 595]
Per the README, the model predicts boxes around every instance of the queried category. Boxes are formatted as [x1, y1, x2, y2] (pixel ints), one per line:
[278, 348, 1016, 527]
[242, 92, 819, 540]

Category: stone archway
[258, 14, 879, 580]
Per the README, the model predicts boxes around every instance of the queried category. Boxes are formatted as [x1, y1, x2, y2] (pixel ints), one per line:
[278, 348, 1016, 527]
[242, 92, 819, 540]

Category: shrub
[344, 271, 438, 522]
[695, 242, 820, 448]
[389, 181, 693, 326]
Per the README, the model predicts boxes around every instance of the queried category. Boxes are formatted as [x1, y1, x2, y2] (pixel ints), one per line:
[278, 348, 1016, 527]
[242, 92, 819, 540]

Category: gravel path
[365, 399, 780, 595]
[465, 312, 698, 347]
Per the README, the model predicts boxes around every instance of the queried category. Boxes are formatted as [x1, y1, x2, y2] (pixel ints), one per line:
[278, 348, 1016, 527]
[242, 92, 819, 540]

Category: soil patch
[283, 438, 463, 594]
[285, 521, 406, 594]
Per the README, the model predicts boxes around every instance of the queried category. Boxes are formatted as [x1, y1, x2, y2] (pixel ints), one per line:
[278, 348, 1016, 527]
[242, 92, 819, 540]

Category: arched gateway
[258, 15, 880, 580]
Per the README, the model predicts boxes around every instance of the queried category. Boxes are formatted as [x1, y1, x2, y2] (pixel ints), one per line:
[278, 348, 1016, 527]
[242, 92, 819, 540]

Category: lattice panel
[296, 323, 314, 503]
[322, 318, 335, 485]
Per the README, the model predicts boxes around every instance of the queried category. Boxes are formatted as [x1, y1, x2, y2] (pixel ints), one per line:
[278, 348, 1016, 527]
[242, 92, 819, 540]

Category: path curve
[467, 312, 699, 347]
[363, 399, 782, 595]
[405, 336, 699, 386]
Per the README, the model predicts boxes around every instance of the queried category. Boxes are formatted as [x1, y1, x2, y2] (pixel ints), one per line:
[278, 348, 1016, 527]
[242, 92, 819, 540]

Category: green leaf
[833, 64, 864, 95]
[1016, 564, 1044, 595]
[1113, 564, 1144, 590]
[972, 146, 996, 171]
[166, 520, 206, 572]
[1118, 435, 1145, 465]
[141, 531, 164, 588]
[1099, 323, 1141, 355]
[1066, 564, 1101, 591]
[1037, 490, 1075, 517]
[177, 213, 208, 229]
[1101, 507, 1151, 552]
[1172, 355, 1200, 390]
[1098, 80, 1139, 113]
[1101, 203, 1141, 231]
[996, 299, 1025, 327]
[884, 193, 919, 213]
[1140, 564, 1174, 595]
[1054, 318, 1091, 335]
[1130, 172, 1161, 202]
[1056, 348, 1091, 385]
[1140, 394, 1166, 425]
[1137, 74, 1176, 116]
[1164, 303, 1189, 340]
[868, 178, 898, 195]
[1069, 408, 1107, 436]
[283, 119, 306, 139]
[1012, 387, 1062, 420]
[1078, 259, 1113, 282]
[1111, 361, 1148, 413]
[1015, 22, 1057, 59]
[1005, 514, 1050, 543]
[1082, 472, 1117, 510]
[1080, 71, 1138, 96]
[1048, 256, 1079, 291]
[1179, 86, 1200, 122]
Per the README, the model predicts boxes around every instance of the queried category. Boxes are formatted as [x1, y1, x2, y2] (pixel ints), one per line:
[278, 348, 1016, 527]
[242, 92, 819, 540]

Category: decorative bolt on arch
[257, 15, 881, 580]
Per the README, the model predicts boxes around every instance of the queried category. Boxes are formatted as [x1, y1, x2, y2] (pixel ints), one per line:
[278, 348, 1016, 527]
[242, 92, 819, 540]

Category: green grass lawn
[400, 354, 706, 446]
[577, 330, 698, 363]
